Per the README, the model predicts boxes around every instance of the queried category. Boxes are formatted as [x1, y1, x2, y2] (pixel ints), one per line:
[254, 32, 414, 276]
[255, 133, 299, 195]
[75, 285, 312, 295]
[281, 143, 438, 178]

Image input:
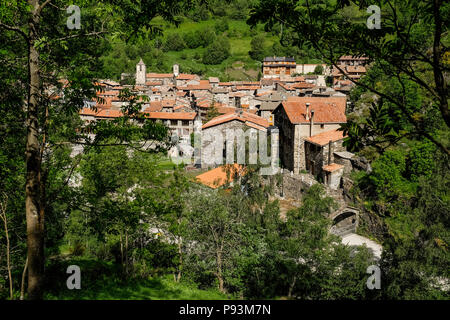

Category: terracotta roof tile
[144, 112, 196, 121]
[146, 73, 173, 78]
[305, 129, 346, 146]
[144, 101, 163, 112]
[279, 97, 347, 124]
[202, 111, 269, 130]
[322, 163, 344, 172]
[196, 164, 245, 189]
[96, 109, 123, 118]
[177, 73, 198, 80]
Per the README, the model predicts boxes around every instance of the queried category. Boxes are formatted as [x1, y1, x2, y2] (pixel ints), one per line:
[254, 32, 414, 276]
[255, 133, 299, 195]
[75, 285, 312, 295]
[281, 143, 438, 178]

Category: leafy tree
[249, 33, 267, 61]
[163, 32, 186, 51]
[249, 0, 450, 156]
[202, 38, 230, 65]
[198, 28, 217, 47]
[183, 31, 202, 49]
[314, 65, 324, 74]
[205, 100, 221, 122]
[0, 0, 192, 299]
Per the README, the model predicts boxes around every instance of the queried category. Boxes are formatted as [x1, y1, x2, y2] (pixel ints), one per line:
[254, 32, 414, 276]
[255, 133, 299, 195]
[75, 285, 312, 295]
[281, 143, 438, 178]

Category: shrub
[214, 18, 229, 34]
[183, 31, 202, 49]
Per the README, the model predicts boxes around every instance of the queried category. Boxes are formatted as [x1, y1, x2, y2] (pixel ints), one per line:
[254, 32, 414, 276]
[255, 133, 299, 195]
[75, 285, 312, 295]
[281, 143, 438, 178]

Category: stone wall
[274, 170, 318, 200]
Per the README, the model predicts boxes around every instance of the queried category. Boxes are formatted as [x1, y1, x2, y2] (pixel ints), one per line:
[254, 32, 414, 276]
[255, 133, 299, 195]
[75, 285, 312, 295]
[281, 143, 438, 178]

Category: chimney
[305, 103, 310, 121]
[309, 109, 315, 137]
[328, 140, 332, 165]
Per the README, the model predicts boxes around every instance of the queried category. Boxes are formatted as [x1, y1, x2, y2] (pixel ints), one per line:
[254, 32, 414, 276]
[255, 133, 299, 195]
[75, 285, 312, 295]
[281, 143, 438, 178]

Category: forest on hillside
[0, 0, 448, 301]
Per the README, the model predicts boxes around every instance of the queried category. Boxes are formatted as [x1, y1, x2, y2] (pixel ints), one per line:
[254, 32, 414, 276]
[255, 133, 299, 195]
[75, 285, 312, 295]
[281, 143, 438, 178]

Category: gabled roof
[305, 129, 346, 146]
[144, 101, 163, 112]
[147, 73, 173, 78]
[96, 109, 123, 118]
[144, 112, 196, 121]
[195, 164, 245, 189]
[177, 73, 198, 80]
[276, 96, 347, 124]
[178, 84, 211, 90]
[235, 86, 260, 91]
[202, 111, 269, 130]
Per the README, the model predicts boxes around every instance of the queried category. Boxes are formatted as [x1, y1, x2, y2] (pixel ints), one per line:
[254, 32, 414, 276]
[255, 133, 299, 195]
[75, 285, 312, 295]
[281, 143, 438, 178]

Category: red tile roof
[178, 84, 211, 90]
[235, 86, 260, 90]
[305, 129, 346, 146]
[96, 109, 123, 118]
[146, 73, 173, 78]
[279, 97, 347, 124]
[144, 101, 163, 112]
[162, 99, 176, 107]
[144, 112, 196, 121]
[202, 111, 269, 130]
[322, 163, 344, 172]
[145, 81, 162, 86]
[196, 164, 245, 189]
[177, 73, 198, 80]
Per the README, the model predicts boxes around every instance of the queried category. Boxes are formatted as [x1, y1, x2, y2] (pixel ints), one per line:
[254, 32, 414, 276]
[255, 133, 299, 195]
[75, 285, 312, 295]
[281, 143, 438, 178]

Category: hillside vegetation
[100, 1, 321, 81]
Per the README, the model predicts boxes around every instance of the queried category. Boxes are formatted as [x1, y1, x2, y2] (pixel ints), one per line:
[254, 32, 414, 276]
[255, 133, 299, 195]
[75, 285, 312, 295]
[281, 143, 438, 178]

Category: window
[171, 120, 178, 126]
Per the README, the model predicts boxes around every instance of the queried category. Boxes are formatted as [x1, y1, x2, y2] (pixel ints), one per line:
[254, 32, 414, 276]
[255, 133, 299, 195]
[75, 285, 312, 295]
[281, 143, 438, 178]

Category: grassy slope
[153, 17, 277, 80]
[45, 258, 227, 300]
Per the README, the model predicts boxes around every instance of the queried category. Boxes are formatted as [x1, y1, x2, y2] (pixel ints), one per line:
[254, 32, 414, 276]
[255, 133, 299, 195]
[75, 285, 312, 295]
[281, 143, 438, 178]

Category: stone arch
[329, 207, 359, 236]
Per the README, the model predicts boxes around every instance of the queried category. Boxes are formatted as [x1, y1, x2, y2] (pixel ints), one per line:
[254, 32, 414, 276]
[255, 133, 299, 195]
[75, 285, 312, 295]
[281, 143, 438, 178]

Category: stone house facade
[273, 96, 347, 175]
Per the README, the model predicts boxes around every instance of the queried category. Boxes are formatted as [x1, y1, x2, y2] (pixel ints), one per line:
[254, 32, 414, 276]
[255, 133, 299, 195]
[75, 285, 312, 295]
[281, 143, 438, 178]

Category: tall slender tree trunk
[288, 275, 297, 298]
[25, 0, 45, 300]
[0, 195, 13, 299]
[216, 249, 225, 293]
[20, 257, 28, 300]
[176, 238, 182, 282]
[125, 229, 129, 275]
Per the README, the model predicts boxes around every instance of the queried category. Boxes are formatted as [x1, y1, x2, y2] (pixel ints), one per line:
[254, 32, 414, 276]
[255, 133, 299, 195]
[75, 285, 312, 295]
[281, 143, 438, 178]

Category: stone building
[200, 110, 271, 168]
[273, 96, 347, 175]
[145, 111, 197, 139]
[304, 129, 346, 177]
[262, 56, 296, 78]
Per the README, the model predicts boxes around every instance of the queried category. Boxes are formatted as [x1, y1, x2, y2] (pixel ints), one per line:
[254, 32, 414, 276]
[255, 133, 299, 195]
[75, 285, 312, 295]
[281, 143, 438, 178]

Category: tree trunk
[25, 0, 45, 300]
[0, 195, 13, 300]
[125, 229, 128, 275]
[20, 257, 28, 300]
[119, 231, 124, 266]
[176, 238, 182, 282]
[216, 249, 225, 293]
[288, 275, 297, 298]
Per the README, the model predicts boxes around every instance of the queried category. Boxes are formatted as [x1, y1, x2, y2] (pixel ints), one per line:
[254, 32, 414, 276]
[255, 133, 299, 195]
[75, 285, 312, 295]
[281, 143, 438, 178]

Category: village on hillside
[75, 55, 379, 253]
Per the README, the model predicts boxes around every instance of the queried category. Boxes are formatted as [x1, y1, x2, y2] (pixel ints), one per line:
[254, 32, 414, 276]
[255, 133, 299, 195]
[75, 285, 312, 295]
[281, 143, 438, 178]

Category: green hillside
[100, 8, 321, 81]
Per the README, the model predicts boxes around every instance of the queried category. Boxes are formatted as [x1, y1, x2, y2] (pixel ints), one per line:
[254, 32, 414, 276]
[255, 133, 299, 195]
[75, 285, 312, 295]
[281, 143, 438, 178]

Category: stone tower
[173, 64, 179, 77]
[193, 112, 202, 168]
[136, 58, 146, 85]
